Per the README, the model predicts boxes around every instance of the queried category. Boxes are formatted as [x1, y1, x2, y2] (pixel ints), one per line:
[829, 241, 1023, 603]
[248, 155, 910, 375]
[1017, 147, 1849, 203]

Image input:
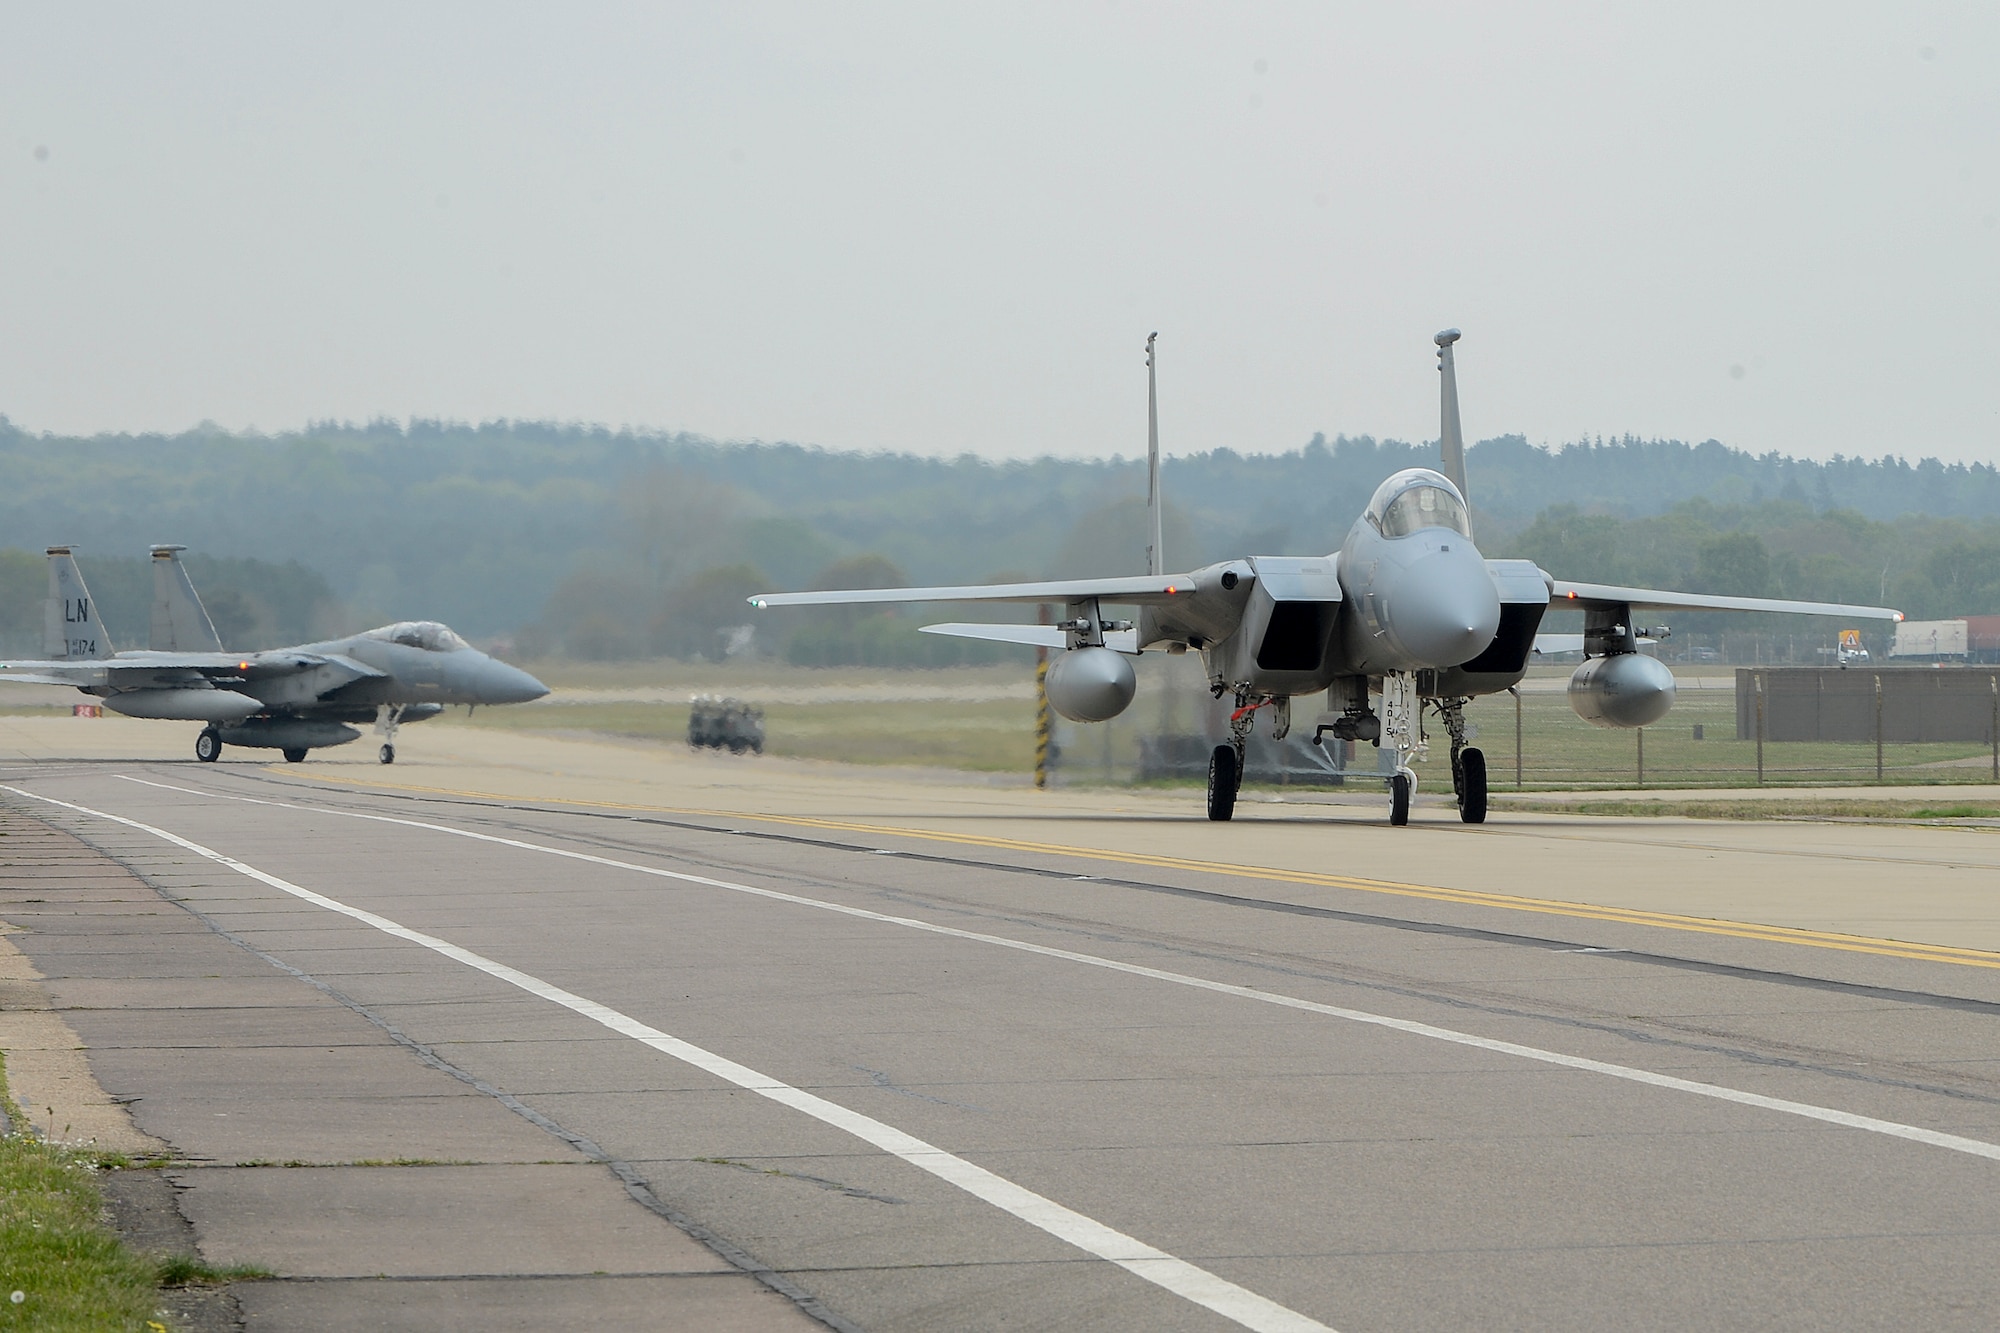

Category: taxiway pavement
[4, 716, 2000, 1329]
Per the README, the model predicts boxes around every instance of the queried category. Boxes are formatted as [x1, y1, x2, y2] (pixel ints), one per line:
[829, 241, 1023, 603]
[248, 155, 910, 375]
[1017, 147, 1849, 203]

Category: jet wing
[103, 650, 388, 680]
[1550, 580, 1903, 621]
[0, 667, 96, 686]
[751, 575, 1193, 609]
[0, 651, 389, 689]
[920, 623, 1142, 652]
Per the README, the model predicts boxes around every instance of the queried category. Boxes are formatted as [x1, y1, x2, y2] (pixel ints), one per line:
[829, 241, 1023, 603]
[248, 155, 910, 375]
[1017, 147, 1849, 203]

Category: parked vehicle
[687, 695, 765, 753]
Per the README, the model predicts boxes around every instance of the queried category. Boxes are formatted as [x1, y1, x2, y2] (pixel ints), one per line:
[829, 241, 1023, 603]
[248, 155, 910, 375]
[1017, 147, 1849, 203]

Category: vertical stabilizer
[1145, 332, 1164, 577]
[150, 544, 224, 652]
[44, 547, 112, 660]
[1434, 328, 1470, 532]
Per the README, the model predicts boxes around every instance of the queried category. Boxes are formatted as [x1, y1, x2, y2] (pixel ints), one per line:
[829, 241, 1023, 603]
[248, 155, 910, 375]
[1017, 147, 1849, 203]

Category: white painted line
[4, 784, 1331, 1333]
[85, 778, 2000, 1164]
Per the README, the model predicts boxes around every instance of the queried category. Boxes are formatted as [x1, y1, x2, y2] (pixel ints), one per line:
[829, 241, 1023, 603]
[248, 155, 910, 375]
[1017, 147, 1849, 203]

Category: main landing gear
[195, 728, 222, 763]
[1206, 693, 1263, 822]
[375, 704, 401, 765]
[1206, 745, 1239, 821]
[282, 748, 308, 764]
[1440, 697, 1487, 825]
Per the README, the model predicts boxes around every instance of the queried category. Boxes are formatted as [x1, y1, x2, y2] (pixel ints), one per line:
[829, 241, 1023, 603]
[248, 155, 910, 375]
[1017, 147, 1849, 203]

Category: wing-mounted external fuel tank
[1566, 599, 1676, 727]
[1568, 654, 1676, 728]
[1044, 647, 1137, 722]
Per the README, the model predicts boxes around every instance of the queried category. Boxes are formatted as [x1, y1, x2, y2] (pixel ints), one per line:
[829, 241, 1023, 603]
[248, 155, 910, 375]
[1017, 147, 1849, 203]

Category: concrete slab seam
[4, 783, 1338, 1333]
[0, 795, 861, 1333]
[97, 776, 2000, 1168]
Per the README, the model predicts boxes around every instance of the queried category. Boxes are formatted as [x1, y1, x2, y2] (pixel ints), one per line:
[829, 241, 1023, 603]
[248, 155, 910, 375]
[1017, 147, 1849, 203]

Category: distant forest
[0, 415, 1995, 662]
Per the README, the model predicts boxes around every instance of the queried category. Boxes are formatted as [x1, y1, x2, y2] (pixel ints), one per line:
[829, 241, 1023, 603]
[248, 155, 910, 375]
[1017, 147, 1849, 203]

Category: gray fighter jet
[1, 545, 547, 764]
[751, 331, 1902, 825]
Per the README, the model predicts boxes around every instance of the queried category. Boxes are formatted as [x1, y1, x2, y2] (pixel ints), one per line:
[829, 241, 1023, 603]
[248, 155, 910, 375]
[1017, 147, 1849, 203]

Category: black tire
[379, 744, 395, 765]
[1389, 772, 1412, 826]
[195, 729, 222, 763]
[1206, 745, 1239, 822]
[282, 747, 307, 764]
[1457, 747, 1487, 824]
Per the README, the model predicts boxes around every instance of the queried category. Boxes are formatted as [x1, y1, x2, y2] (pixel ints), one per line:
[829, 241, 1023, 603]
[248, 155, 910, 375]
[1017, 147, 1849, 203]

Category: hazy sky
[3, 3, 1996, 464]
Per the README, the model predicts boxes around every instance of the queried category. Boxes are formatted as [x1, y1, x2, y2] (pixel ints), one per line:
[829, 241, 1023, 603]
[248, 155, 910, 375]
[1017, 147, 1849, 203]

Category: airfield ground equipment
[688, 695, 765, 753]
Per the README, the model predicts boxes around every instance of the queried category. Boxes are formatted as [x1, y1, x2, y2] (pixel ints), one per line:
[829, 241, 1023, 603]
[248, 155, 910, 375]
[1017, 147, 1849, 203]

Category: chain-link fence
[1047, 658, 2000, 791]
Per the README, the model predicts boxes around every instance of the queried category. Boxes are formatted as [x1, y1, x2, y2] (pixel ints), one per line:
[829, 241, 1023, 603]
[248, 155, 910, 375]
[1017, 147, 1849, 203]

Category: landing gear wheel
[1457, 747, 1487, 825]
[1389, 772, 1412, 826]
[1206, 745, 1240, 822]
[195, 729, 222, 763]
[379, 744, 396, 765]
[282, 747, 307, 764]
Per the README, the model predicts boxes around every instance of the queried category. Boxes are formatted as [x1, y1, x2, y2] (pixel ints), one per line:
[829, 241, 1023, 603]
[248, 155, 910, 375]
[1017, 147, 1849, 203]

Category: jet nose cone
[1391, 552, 1502, 667]
[477, 658, 549, 704]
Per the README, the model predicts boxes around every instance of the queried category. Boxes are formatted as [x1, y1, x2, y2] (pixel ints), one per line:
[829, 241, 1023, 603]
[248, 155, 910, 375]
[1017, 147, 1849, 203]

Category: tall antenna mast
[1145, 332, 1164, 577]
[1434, 327, 1470, 535]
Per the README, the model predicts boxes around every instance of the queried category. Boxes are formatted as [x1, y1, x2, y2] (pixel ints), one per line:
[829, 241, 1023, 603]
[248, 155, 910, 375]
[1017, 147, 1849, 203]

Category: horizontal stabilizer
[752, 574, 1191, 609]
[1552, 580, 1902, 621]
[921, 623, 1141, 653]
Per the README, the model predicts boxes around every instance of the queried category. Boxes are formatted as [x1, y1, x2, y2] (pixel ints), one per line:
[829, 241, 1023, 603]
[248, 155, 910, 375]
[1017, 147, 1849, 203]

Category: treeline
[1507, 500, 2000, 640]
[1, 415, 1996, 657]
[0, 550, 341, 657]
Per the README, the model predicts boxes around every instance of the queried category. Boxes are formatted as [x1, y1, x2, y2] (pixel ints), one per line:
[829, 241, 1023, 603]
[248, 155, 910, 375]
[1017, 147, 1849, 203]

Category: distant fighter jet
[751, 331, 1903, 825]
[1, 544, 547, 764]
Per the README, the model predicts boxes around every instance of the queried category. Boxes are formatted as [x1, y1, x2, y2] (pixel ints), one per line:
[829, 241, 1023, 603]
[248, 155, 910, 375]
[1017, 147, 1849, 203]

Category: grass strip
[1494, 798, 2000, 821]
[0, 1051, 160, 1330]
[0, 1054, 269, 1331]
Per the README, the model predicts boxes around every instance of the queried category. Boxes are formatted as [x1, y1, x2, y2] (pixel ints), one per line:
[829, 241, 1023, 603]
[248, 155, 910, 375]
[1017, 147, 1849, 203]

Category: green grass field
[458, 661, 2000, 794]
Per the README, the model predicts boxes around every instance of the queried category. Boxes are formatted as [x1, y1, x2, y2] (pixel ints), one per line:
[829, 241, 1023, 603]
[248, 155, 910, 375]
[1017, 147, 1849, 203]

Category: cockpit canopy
[1364, 469, 1472, 540]
[364, 621, 470, 653]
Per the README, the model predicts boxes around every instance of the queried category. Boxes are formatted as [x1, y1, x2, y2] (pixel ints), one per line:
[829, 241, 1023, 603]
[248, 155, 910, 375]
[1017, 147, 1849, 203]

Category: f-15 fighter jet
[752, 331, 1902, 825]
[1, 544, 546, 764]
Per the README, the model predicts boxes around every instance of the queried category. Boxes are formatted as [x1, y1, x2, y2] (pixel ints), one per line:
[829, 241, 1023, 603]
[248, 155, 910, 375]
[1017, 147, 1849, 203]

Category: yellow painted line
[277, 768, 2000, 971]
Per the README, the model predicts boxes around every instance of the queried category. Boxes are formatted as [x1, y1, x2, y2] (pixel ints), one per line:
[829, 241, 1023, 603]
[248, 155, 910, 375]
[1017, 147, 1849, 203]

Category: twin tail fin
[43, 547, 112, 660]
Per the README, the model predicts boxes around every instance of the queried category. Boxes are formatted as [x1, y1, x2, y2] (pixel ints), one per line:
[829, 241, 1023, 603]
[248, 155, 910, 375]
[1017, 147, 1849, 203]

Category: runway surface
[4, 720, 2000, 1329]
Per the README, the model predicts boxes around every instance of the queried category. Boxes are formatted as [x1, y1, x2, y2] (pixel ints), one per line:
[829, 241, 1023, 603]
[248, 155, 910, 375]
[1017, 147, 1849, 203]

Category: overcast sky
[3, 3, 1995, 464]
